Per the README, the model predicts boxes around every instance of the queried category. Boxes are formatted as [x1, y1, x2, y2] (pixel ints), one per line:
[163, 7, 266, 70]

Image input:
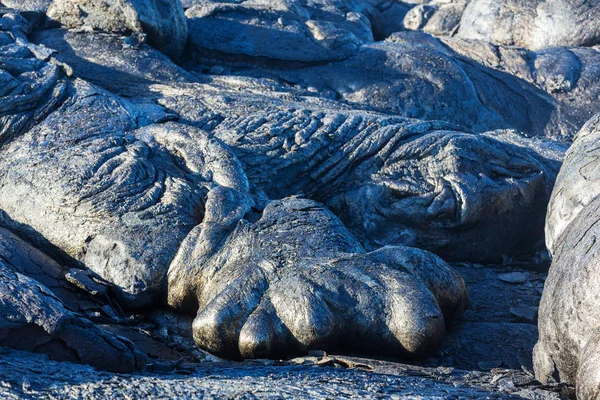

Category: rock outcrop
[0, 0, 51, 11]
[458, 0, 600, 50]
[534, 114, 600, 399]
[31, 26, 563, 263]
[47, 0, 188, 58]
[184, 0, 375, 64]
[0, 227, 147, 373]
[169, 195, 469, 359]
[544, 113, 600, 254]
[0, 0, 598, 387]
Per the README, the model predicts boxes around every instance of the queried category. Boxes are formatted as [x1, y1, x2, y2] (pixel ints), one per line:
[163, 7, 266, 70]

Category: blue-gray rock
[458, 0, 600, 50]
[0, 227, 147, 372]
[47, 0, 188, 58]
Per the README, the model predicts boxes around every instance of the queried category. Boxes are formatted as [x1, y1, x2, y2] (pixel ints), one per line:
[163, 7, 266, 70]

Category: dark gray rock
[403, 1, 467, 37]
[458, 0, 600, 50]
[0, 4, 587, 375]
[0, 13, 67, 146]
[260, 31, 600, 141]
[428, 263, 546, 372]
[442, 39, 600, 142]
[534, 193, 600, 397]
[185, 0, 374, 63]
[510, 306, 537, 324]
[0, 93, 249, 307]
[498, 272, 529, 284]
[0, 16, 472, 363]
[0, 26, 246, 307]
[0, 226, 107, 311]
[441, 322, 538, 371]
[0, 228, 147, 373]
[31, 28, 200, 98]
[212, 113, 560, 262]
[0, 0, 51, 11]
[544, 113, 600, 255]
[0, 346, 560, 399]
[47, 0, 188, 58]
[369, 0, 411, 40]
[534, 115, 600, 396]
[168, 196, 469, 359]
[31, 26, 562, 264]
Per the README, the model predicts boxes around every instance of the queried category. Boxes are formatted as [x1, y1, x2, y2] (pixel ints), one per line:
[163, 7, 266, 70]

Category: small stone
[498, 272, 529, 284]
[122, 32, 147, 49]
[153, 327, 169, 340]
[510, 306, 538, 323]
[65, 269, 108, 296]
[497, 378, 517, 392]
[436, 366, 454, 375]
[308, 350, 327, 358]
[209, 66, 224, 75]
[148, 359, 183, 374]
[177, 363, 199, 374]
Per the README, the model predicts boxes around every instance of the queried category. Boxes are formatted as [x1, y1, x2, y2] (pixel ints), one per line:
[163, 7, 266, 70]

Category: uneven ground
[0, 1, 597, 397]
[0, 263, 571, 399]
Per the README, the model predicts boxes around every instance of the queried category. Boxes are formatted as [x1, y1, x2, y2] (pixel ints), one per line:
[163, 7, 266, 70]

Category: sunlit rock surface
[458, 0, 600, 50]
[534, 114, 600, 399]
[0, 0, 595, 397]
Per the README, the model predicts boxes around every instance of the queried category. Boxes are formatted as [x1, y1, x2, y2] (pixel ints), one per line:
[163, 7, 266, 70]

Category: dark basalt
[0, 227, 147, 373]
[168, 195, 469, 359]
[458, 0, 600, 50]
[544, 113, 600, 254]
[534, 114, 600, 399]
[0, 1, 595, 398]
[47, 0, 188, 58]
[30, 26, 562, 264]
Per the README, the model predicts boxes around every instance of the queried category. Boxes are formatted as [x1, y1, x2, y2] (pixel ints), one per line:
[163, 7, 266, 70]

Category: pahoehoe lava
[0, 0, 598, 398]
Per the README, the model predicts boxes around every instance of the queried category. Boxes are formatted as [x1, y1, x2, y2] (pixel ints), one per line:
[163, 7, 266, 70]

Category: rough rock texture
[0, 10, 471, 361]
[0, 228, 147, 373]
[533, 116, 600, 399]
[369, 0, 411, 40]
[0, 225, 106, 312]
[0, 0, 51, 11]
[41, 10, 600, 142]
[458, 0, 600, 50]
[0, 347, 564, 399]
[544, 113, 600, 254]
[47, 0, 188, 58]
[0, 13, 67, 146]
[255, 31, 600, 141]
[0, 26, 245, 307]
[534, 193, 600, 398]
[214, 116, 560, 262]
[403, 0, 467, 37]
[0, 0, 597, 395]
[184, 0, 375, 63]
[436, 263, 546, 372]
[168, 196, 469, 359]
[0, 91, 249, 307]
[441, 38, 600, 141]
[31, 28, 563, 263]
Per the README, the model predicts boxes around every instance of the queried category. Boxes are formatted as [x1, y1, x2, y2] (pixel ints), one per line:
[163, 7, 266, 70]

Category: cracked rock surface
[457, 0, 600, 50]
[168, 196, 468, 359]
[0, 0, 596, 398]
[534, 114, 600, 399]
[0, 228, 147, 373]
[47, 0, 188, 58]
